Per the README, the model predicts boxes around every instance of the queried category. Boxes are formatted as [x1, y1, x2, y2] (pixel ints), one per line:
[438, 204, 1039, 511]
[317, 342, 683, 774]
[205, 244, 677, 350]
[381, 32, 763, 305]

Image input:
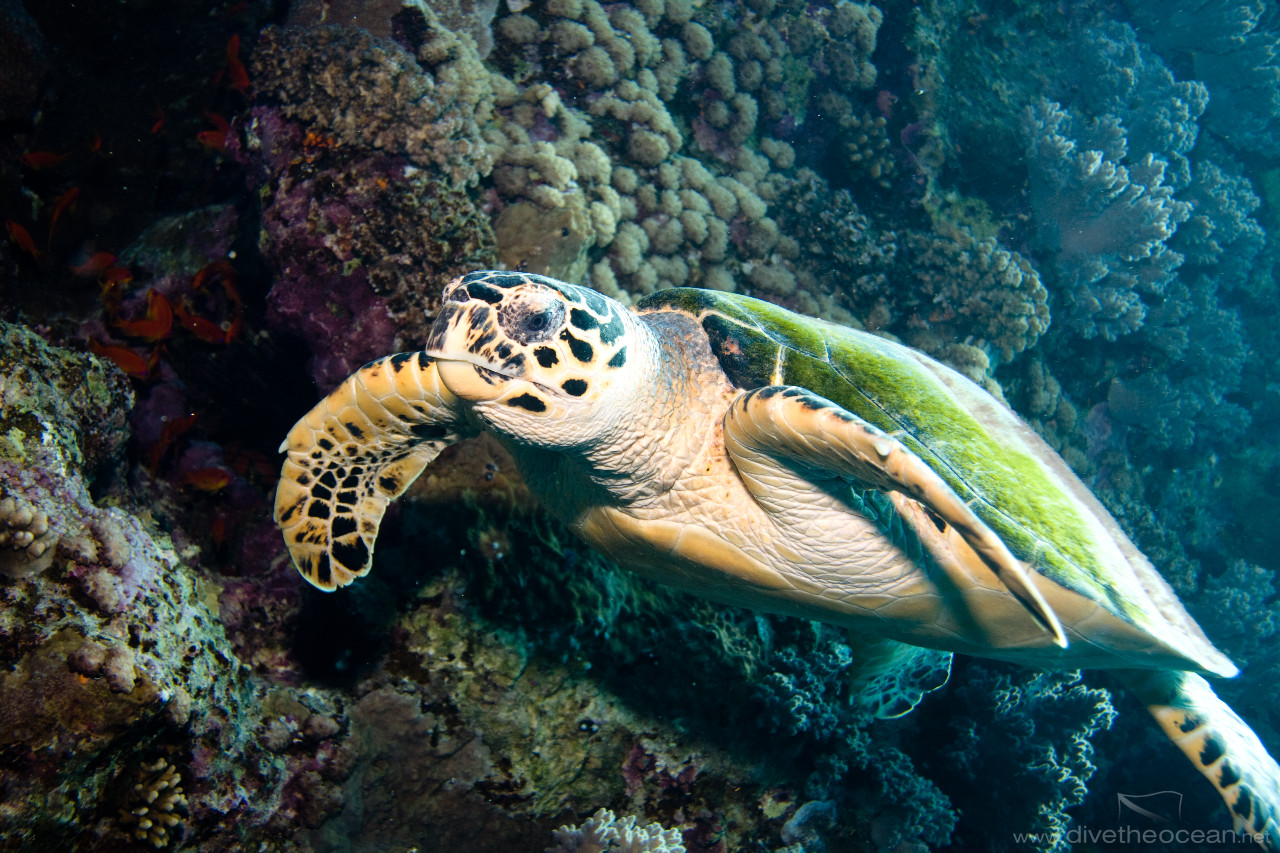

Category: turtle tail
[274, 353, 473, 591]
[1117, 669, 1280, 849]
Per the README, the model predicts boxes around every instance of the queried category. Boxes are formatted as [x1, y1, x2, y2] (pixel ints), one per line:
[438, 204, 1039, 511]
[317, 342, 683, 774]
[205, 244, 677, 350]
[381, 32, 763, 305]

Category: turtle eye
[498, 297, 565, 345]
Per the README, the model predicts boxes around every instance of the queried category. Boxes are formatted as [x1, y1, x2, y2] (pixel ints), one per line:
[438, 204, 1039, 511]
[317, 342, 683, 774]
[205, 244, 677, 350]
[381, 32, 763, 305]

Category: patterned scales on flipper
[845, 634, 953, 720]
[1120, 670, 1280, 845]
[273, 352, 472, 590]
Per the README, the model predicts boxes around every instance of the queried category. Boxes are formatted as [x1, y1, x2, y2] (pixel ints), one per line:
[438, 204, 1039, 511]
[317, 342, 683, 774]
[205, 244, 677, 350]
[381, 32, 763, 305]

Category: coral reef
[937, 666, 1116, 852]
[3, 0, 1280, 849]
[248, 21, 496, 386]
[547, 807, 684, 853]
[0, 496, 56, 579]
[115, 758, 188, 849]
[1124, 0, 1280, 158]
[1023, 98, 1189, 341]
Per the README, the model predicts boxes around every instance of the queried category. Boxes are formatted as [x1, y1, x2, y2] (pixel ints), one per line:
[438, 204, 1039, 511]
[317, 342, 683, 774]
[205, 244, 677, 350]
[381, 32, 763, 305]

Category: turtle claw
[274, 352, 475, 590]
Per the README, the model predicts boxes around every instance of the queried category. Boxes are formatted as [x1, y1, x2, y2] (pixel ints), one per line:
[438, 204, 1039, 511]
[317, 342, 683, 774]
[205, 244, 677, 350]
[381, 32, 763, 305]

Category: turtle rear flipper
[274, 353, 475, 590]
[723, 385, 1067, 648]
[1118, 669, 1280, 848]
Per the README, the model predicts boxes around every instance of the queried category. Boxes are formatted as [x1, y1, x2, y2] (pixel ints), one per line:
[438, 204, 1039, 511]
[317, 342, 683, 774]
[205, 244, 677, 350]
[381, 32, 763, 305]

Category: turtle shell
[636, 287, 1234, 675]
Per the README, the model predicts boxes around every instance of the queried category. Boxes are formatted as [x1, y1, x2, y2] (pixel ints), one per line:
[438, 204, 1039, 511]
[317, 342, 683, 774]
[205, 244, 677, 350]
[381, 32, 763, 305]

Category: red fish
[211, 514, 228, 549]
[145, 412, 199, 471]
[71, 251, 118, 277]
[19, 150, 69, 170]
[197, 112, 231, 152]
[100, 265, 134, 287]
[5, 221, 41, 260]
[113, 289, 174, 342]
[88, 339, 155, 379]
[225, 34, 251, 94]
[181, 467, 232, 492]
[174, 302, 233, 344]
[151, 106, 167, 135]
[48, 187, 80, 243]
[185, 260, 244, 343]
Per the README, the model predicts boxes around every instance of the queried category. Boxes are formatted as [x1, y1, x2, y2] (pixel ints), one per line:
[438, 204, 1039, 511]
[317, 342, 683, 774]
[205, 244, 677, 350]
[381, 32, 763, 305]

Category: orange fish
[5, 221, 41, 260]
[197, 112, 231, 152]
[100, 265, 133, 287]
[185, 260, 244, 343]
[192, 259, 236, 292]
[225, 34, 251, 94]
[113, 289, 174, 342]
[88, 133, 103, 153]
[19, 150, 69, 170]
[211, 514, 228, 549]
[145, 412, 198, 471]
[181, 467, 231, 492]
[48, 187, 80, 243]
[71, 251, 118, 277]
[88, 339, 155, 379]
[174, 302, 233, 344]
[150, 106, 167, 135]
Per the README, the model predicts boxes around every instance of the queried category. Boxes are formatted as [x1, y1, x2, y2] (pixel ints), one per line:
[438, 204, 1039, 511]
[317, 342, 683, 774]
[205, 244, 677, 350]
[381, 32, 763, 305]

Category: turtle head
[425, 271, 645, 448]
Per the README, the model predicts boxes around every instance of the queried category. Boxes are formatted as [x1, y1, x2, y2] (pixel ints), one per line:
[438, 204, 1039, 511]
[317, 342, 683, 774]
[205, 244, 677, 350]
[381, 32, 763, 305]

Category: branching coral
[116, 757, 188, 849]
[1124, 0, 1280, 158]
[1023, 99, 1190, 340]
[1074, 21, 1208, 185]
[941, 667, 1116, 852]
[1174, 147, 1266, 284]
[547, 807, 685, 853]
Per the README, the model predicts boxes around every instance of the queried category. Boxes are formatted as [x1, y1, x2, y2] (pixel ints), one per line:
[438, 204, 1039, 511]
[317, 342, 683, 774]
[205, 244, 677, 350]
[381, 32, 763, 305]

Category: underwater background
[1, 0, 1278, 850]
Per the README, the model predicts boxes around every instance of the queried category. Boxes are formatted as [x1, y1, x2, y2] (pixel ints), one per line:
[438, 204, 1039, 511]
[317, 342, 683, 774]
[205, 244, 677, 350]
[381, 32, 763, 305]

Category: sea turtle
[275, 270, 1280, 844]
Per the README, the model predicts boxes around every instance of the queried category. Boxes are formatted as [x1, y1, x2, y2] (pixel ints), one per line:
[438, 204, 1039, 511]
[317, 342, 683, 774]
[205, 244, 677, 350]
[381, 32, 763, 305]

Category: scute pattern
[274, 352, 472, 590]
[635, 288, 1201, 653]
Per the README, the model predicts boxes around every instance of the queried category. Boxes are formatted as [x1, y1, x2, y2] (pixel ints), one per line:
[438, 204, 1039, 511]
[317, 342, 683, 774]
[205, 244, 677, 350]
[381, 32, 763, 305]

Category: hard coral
[0, 495, 56, 579]
[900, 228, 1050, 363]
[1023, 99, 1190, 340]
[115, 757, 188, 849]
[547, 807, 685, 853]
[252, 21, 493, 187]
[248, 24, 496, 386]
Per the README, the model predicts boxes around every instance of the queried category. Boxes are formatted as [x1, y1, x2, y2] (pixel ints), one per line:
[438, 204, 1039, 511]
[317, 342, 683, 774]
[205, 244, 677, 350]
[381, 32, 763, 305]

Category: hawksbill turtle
[275, 270, 1280, 843]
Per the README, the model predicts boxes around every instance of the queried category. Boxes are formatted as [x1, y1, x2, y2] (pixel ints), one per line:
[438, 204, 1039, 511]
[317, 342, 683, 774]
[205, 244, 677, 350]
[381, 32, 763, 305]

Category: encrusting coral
[247, 18, 497, 386]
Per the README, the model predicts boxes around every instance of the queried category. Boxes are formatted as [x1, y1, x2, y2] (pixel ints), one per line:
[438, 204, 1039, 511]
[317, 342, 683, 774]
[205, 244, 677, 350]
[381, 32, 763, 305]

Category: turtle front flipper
[723, 385, 1068, 648]
[274, 353, 476, 591]
[1118, 669, 1280, 847]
